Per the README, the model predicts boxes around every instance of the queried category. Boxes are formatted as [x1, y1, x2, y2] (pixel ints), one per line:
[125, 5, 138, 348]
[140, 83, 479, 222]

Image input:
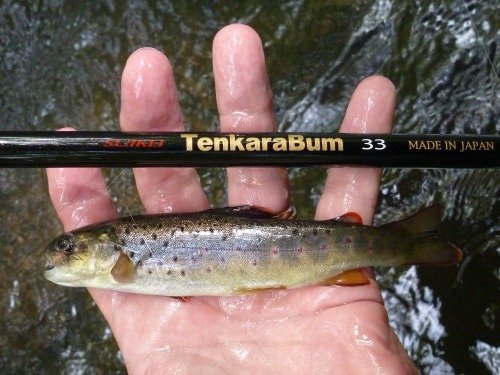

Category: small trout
[44, 205, 461, 296]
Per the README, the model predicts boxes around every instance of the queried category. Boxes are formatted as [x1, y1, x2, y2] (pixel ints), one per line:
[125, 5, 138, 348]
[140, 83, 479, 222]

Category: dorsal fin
[205, 205, 296, 219]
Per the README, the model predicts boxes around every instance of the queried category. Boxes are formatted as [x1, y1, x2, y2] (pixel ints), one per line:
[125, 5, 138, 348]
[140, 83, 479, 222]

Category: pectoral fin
[319, 269, 370, 286]
[111, 251, 136, 283]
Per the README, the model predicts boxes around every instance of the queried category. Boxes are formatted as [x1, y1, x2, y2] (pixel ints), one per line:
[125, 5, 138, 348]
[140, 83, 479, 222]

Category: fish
[44, 205, 462, 296]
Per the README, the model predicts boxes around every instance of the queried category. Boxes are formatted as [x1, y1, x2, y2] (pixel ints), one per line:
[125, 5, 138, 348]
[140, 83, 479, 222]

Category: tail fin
[383, 205, 462, 265]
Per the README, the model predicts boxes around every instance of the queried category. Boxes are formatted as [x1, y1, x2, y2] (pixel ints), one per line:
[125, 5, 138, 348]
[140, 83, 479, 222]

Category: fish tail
[383, 205, 462, 265]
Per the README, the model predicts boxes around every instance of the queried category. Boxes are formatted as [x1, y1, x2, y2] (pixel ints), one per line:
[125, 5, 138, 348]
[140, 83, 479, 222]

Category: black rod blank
[0, 131, 498, 169]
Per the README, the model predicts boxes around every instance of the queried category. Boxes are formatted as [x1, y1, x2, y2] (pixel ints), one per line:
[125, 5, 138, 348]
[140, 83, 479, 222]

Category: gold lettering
[288, 135, 305, 151]
[213, 136, 229, 151]
[198, 137, 213, 151]
[181, 134, 198, 151]
[322, 138, 343, 151]
[273, 138, 288, 151]
[246, 137, 261, 151]
[261, 137, 272, 151]
[445, 141, 456, 150]
[229, 134, 245, 151]
[306, 138, 321, 151]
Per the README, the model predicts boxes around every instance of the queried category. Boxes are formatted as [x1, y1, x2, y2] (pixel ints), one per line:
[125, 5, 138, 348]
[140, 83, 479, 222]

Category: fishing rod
[0, 131, 498, 168]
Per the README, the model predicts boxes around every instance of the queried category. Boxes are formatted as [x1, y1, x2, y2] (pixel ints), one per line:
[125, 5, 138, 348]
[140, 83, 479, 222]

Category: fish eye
[56, 235, 74, 254]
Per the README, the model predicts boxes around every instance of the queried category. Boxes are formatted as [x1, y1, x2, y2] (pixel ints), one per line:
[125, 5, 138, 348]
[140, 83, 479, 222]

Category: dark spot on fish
[173, 255, 178, 262]
[152, 234, 157, 240]
[171, 229, 176, 236]
[313, 229, 318, 235]
[272, 248, 279, 256]
[297, 246, 304, 253]
[114, 245, 120, 252]
[158, 261, 163, 266]
[79, 243, 88, 250]
[346, 237, 352, 244]
[167, 269, 172, 275]
[125, 227, 131, 235]
[191, 255, 197, 262]
[180, 270, 186, 276]
[140, 238, 145, 245]
[129, 251, 135, 258]
[209, 227, 214, 233]
[137, 260, 142, 267]
[320, 243, 327, 251]
[157, 223, 162, 229]
[292, 228, 298, 235]
[163, 241, 168, 247]
[148, 269, 153, 274]
[326, 229, 331, 235]
[220, 256, 225, 263]
[301, 233, 307, 238]
[206, 268, 211, 273]
[203, 247, 209, 252]
[222, 234, 228, 241]
[251, 259, 257, 266]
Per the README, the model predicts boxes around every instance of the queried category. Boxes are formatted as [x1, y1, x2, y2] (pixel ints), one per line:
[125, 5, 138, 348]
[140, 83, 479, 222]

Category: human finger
[315, 76, 396, 224]
[213, 24, 289, 212]
[120, 47, 209, 214]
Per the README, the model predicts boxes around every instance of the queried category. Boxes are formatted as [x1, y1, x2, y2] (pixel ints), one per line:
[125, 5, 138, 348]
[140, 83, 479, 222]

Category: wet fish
[44, 205, 461, 296]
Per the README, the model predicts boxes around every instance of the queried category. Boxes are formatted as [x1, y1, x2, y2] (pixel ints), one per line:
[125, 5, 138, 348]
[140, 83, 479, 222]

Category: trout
[44, 205, 461, 296]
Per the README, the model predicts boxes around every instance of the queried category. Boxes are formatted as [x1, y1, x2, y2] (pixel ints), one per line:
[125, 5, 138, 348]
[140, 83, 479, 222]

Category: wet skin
[47, 24, 417, 374]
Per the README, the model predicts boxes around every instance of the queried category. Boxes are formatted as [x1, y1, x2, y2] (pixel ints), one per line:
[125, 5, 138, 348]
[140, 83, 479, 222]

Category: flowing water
[0, 0, 498, 373]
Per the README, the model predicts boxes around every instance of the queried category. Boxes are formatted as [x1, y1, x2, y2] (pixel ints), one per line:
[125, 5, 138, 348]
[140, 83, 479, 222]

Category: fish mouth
[44, 267, 93, 287]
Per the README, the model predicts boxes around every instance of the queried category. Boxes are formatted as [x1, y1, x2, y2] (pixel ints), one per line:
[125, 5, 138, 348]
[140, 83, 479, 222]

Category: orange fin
[272, 206, 297, 220]
[333, 212, 363, 225]
[111, 251, 136, 283]
[234, 285, 287, 295]
[319, 269, 370, 286]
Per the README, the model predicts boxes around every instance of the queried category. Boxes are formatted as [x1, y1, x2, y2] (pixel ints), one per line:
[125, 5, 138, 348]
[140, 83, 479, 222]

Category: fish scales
[44, 205, 462, 296]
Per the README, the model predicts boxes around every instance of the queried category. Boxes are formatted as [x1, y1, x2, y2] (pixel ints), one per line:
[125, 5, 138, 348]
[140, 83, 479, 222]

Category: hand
[47, 24, 417, 374]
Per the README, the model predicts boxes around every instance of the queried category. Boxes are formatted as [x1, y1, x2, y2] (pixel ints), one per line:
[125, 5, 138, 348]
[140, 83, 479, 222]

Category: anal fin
[235, 285, 287, 295]
[319, 269, 370, 286]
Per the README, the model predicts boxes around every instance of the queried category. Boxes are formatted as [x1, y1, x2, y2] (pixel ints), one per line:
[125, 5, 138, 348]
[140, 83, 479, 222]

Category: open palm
[47, 24, 416, 374]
